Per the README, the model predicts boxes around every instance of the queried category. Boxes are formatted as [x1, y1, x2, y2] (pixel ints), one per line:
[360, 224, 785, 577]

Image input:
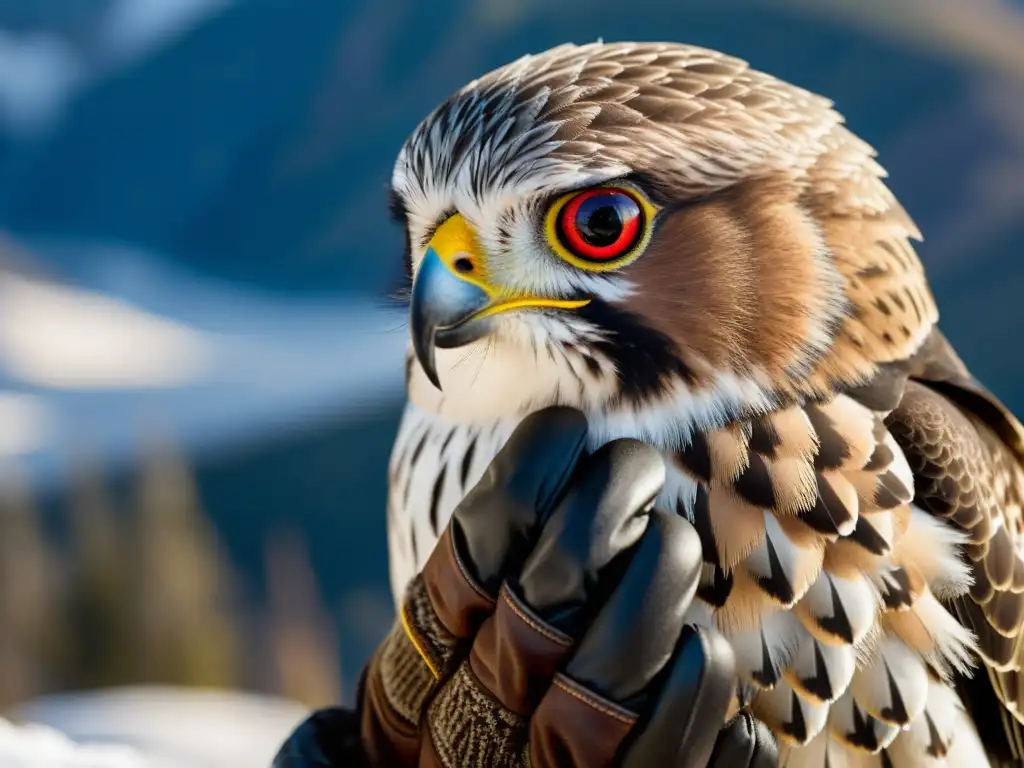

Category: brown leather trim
[422, 525, 496, 639]
[468, 583, 574, 716]
[417, 733, 444, 768]
[360, 648, 421, 767]
[529, 672, 638, 768]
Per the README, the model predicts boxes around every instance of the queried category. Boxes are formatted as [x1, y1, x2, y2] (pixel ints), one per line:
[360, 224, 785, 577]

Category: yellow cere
[425, 212, 591, 317]
[426, 213, 496, 296]
[543, 183, 661, 272]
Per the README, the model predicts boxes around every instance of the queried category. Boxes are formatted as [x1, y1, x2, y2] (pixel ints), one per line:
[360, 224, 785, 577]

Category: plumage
[785, 630, 857, 704]
[753, 678, 830, 746]
[849, 635, 929, 726]
[830, 690, 901, 753]
[796, 562, 879, 648]
[723, 605, 804, 688]
[386, 41, 1024, 765]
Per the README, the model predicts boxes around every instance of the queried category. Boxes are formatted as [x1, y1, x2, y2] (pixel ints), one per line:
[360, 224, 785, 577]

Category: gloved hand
[272, 705, 780, 766]
[710, 712, 779, 768]
[273, 407, 778, 767]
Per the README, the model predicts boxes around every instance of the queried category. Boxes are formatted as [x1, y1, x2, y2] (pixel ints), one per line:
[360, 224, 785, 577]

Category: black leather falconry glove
[274, 407, 778, 767]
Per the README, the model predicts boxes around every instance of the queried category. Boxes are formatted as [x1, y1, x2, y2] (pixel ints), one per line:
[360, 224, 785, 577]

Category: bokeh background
[0, 0, 1022, 764]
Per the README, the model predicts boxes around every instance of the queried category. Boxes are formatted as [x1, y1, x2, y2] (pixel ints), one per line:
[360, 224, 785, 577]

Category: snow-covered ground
[1, 718, 148, 768]
[6, 686, 310, 767]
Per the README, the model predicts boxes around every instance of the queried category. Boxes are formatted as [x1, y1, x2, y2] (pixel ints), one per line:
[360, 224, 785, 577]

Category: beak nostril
[454, 257, 474, 274]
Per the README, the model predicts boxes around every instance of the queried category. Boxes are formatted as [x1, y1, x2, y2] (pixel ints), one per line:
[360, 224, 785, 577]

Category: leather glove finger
[421, 439, 664, 766]
[527, 508, 734, 768]
[619, 625, 736, 768]
[360, 407, 588, 765]
[707, 712, 779, 768]
[409, 405, 591, 670]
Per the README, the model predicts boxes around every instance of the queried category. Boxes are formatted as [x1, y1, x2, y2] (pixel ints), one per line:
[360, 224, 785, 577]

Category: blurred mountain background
[0, 0, 1022, 763]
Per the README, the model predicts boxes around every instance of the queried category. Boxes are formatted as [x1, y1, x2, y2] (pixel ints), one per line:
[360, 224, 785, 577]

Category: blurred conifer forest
[0, 442, 346, 711]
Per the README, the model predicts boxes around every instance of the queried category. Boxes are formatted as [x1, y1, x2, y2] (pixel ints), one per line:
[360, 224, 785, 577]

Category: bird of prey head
[392, 42, 931, 445]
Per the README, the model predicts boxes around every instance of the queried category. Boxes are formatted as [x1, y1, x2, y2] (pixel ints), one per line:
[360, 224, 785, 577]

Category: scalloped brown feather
[887, 370, 1024, 766]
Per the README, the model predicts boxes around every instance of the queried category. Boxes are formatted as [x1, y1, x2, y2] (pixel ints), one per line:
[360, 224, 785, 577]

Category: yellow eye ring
[543, 184, 659, 272]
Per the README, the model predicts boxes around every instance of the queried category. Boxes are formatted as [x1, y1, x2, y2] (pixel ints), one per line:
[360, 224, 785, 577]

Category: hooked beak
[409, 214, 589, 390]
[410, 246, 493, 389]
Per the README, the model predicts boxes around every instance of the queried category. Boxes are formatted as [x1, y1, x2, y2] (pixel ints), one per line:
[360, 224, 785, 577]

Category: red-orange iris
[557, 188, 643, 262]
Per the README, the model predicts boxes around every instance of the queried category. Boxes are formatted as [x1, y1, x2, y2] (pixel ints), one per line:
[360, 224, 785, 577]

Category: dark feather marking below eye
[576, 298, 695, 404]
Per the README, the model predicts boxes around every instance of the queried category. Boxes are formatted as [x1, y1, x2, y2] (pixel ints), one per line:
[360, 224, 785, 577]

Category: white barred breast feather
[386, 402, 512, 603]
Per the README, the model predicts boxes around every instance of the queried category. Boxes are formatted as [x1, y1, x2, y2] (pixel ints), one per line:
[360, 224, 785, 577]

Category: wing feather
[887, 361, 1024, 766]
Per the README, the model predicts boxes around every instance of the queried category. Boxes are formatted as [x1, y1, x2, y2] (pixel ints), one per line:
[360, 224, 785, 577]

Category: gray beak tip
[412, 326, 443, 391]
[424, 359, 442, 391]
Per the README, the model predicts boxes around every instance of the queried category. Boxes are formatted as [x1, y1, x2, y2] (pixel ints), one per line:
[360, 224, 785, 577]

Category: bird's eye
[545, 186, 656, 271]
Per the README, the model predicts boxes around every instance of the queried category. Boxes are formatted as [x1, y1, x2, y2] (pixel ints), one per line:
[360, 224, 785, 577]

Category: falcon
[385, 41, 1024, 766]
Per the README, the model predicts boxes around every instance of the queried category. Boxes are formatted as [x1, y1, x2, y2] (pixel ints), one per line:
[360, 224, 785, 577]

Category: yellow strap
[400, 602, 441, 680]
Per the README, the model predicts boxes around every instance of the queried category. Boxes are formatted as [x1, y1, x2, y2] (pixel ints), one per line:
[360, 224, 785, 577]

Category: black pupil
[575, 194, 632, 247]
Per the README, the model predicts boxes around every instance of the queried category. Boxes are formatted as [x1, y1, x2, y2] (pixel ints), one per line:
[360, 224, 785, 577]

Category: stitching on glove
[500, 585, 572, 647]
[552, 674, 637, 725]
[450, 526, 499, 605]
